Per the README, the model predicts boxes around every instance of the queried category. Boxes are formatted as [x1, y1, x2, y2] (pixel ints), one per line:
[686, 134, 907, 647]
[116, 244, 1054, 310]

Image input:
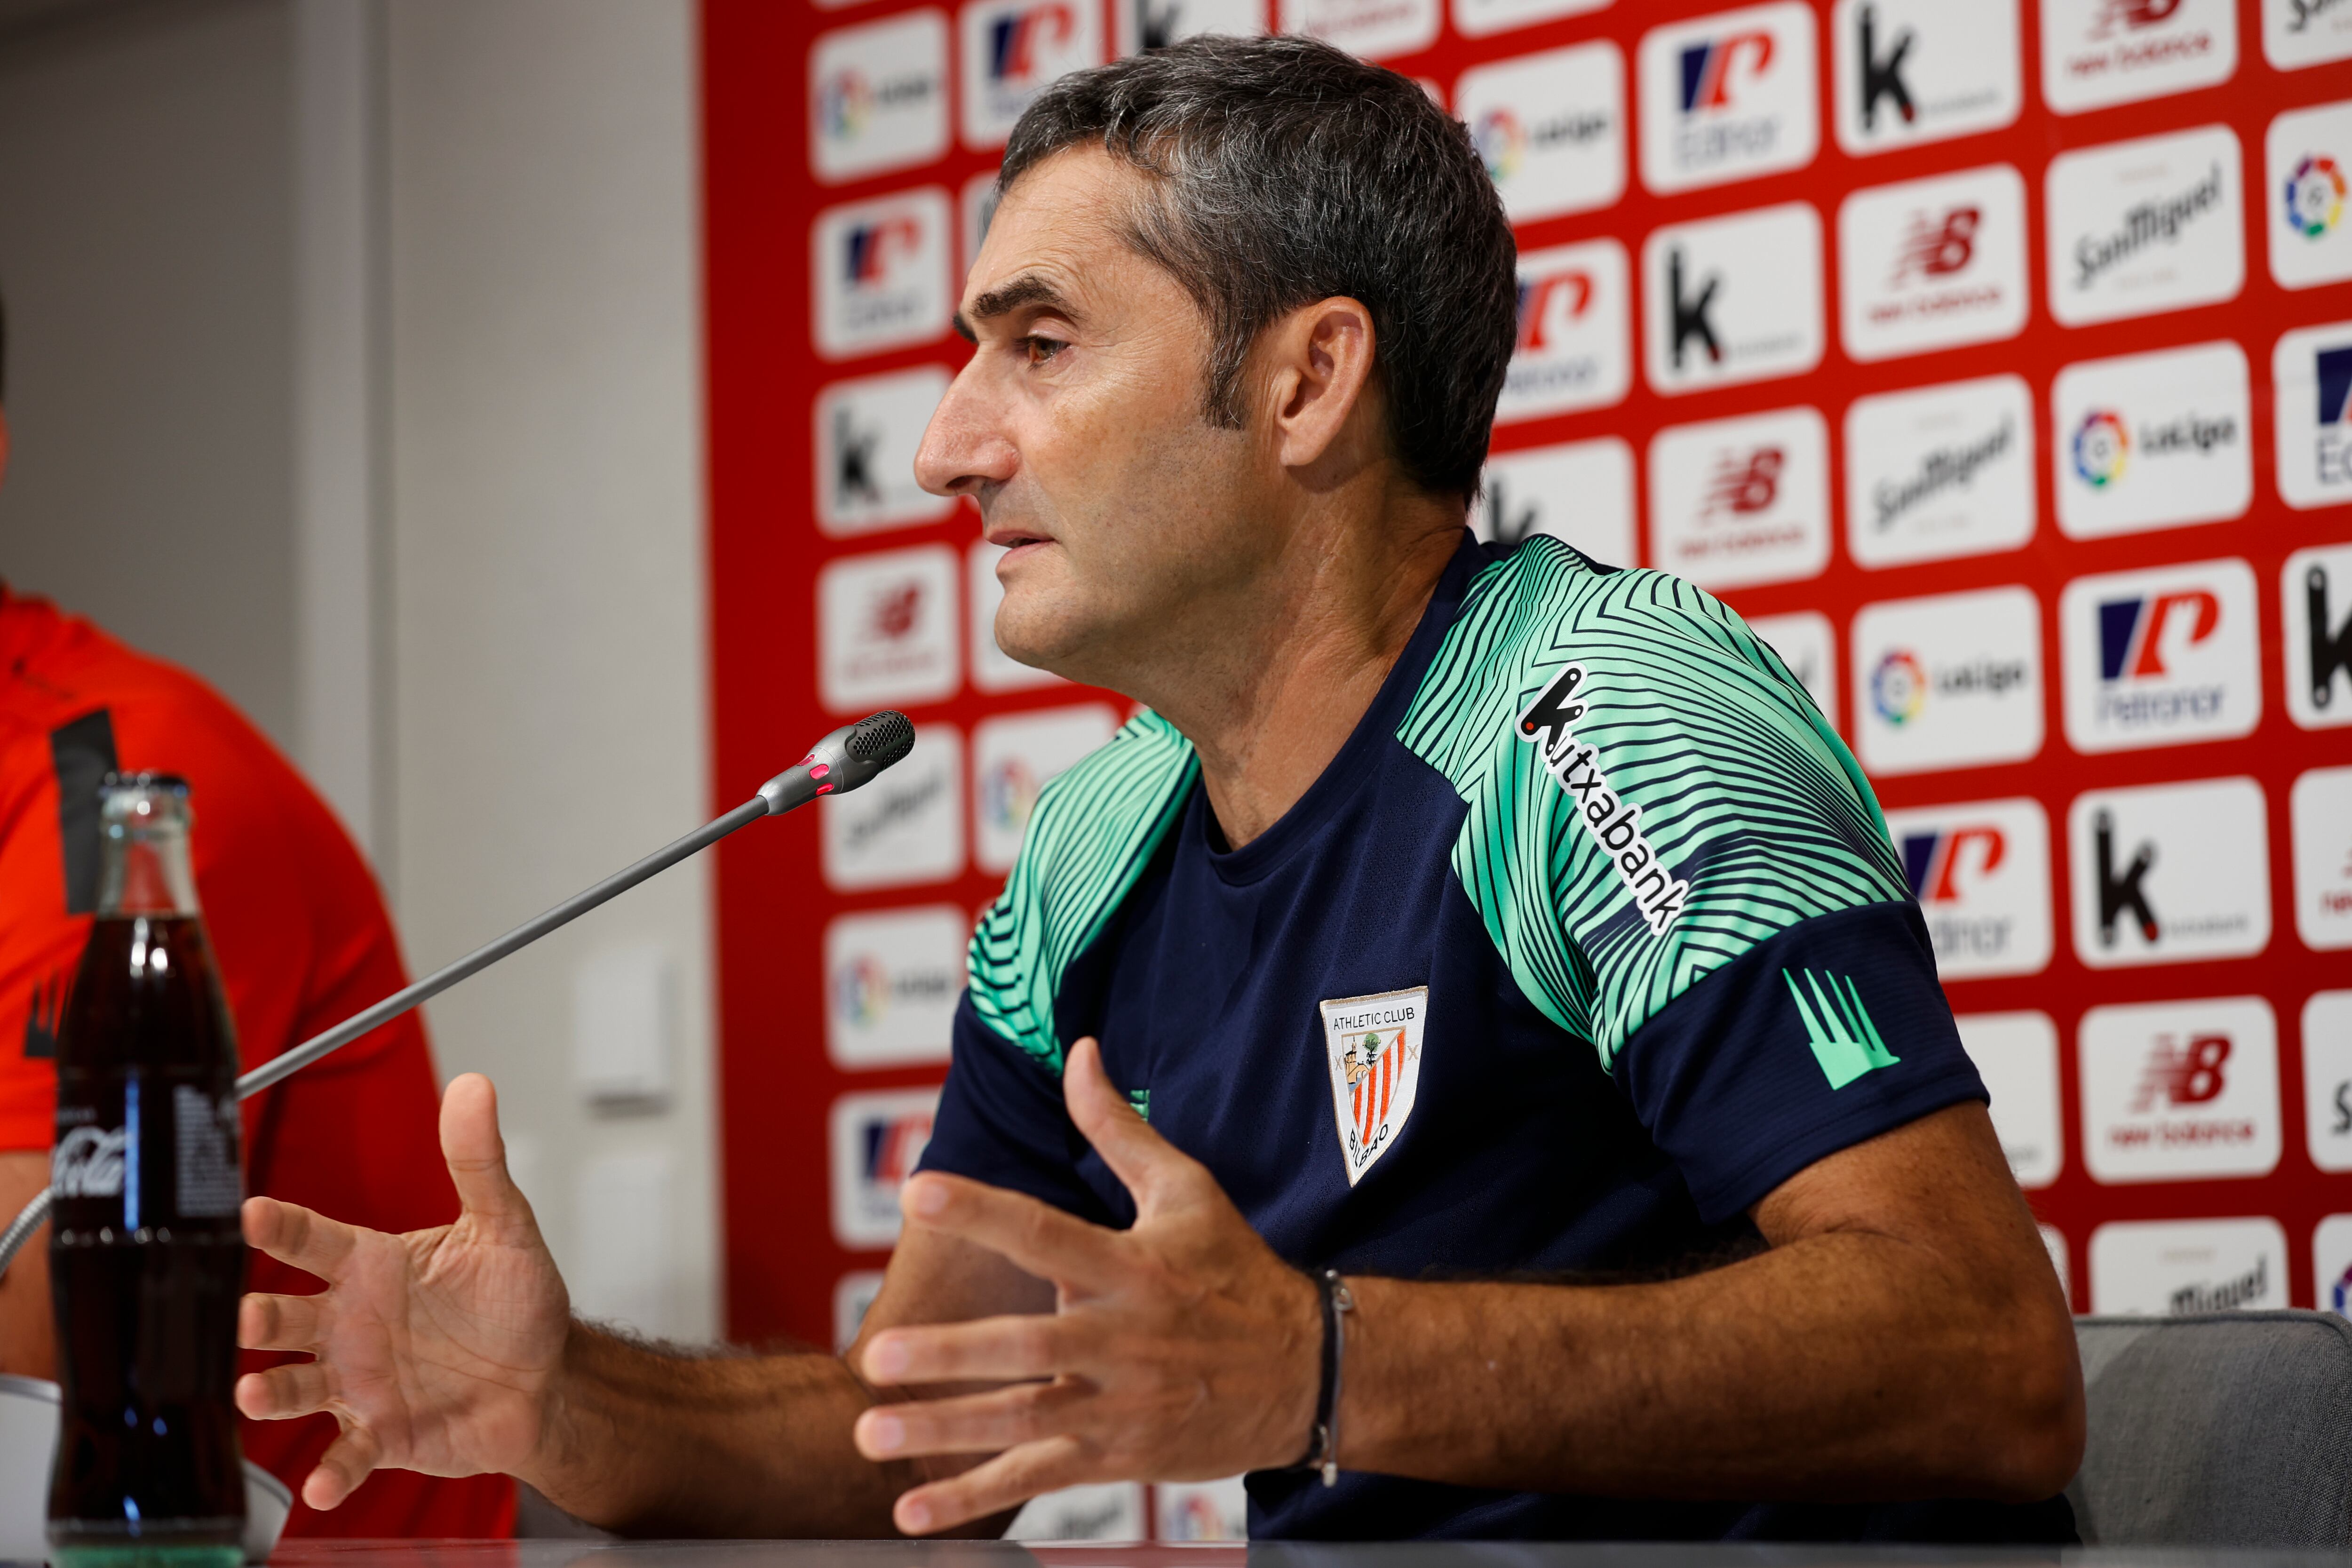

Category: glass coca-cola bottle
[48, 772, 246, 1568]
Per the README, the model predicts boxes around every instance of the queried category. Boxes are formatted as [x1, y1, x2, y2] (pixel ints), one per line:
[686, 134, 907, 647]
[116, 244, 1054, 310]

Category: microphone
[0, 712, 914, 1274]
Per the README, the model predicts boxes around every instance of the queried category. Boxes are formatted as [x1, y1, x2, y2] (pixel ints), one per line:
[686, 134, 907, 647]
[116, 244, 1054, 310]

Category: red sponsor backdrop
[705, 0, 2352, 1351]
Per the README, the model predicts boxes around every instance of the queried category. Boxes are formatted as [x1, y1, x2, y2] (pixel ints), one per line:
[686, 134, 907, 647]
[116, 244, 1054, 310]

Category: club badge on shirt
[1319, 987, 1428, 1185]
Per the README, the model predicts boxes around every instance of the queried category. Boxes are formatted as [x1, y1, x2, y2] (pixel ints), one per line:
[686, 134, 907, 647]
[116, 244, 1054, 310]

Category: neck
[1130, 497, 1464, 850]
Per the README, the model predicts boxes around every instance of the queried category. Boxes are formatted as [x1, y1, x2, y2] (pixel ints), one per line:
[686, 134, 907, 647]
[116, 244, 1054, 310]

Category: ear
[1262, 297, 1378, 477]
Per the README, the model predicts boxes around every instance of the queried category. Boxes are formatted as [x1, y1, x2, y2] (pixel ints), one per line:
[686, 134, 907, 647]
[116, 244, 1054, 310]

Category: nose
[914, 358, 1019, 499]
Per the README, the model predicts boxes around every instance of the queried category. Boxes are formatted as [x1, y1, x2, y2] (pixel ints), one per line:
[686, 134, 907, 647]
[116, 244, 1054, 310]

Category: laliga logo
[1677, 31, 1773, 114]
[2098, 589, 2220, 682]
[988, 1, 1075, 83]
[2286, 154, 2347, 240]
[1871, 649, 1929, 726]
[981, 756, 1042, 835]
[2073, 409, 2130, 489]
[1900, 826, 2005, 904]
[844, 216, 924, 287]
[1515, 270, 1593, 351]
[863, 1111, 933, 1184]
[833, 953, 891, 1027]
[1891, 207, 1979, 285]
[2132, 1032, 2230, 1112]
[822, 70, 874, 138]
[2090, 0, 2182, 36]
[1476, 108, 1527, 183]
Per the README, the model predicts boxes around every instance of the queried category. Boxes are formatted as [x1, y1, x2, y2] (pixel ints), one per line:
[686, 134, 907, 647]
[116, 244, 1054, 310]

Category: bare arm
[0, 1151, 53, 1379]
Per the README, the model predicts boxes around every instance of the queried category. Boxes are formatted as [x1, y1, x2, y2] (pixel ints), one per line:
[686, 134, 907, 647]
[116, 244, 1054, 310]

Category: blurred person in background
[0, 291, 515, 1538]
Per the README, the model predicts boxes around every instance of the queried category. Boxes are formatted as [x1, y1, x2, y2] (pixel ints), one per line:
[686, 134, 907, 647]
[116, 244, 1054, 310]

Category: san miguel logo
[1319, 987, 1428, 1186]
[1517, 665, 1691, 933]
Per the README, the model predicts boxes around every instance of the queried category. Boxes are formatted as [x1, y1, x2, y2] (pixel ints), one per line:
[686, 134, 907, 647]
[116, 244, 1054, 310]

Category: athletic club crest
[1319, 987, 1428, 1185]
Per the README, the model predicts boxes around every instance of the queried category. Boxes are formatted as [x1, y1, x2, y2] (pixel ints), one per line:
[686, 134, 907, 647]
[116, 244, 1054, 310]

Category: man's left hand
[851, 1036, 1319, 1535]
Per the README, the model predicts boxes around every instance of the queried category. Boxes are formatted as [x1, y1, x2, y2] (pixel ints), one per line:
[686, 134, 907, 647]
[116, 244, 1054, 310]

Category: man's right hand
[237, 1073, 570, 1512]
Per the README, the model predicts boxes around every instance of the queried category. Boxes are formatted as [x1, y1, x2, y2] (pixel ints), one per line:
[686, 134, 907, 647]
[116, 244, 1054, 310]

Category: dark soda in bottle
[48, 773, 246, 1568]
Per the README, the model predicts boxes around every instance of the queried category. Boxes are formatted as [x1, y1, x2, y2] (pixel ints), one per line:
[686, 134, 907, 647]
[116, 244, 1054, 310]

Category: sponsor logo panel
[2266, 101, 2352, 290]
[2041, 0, 2237, 116]
[969, 541, 1069, 694]
[1641, 203, 1825, 396]
[814, 188, 954, 360]
[2300, 990, 2352, 1171]
[2318, 1214, 2352, 1317]
[829, 1087, 941, 1248]
[1849, 586, 2043, 776]
[1647, 406, 1829, 590]
[1844, 375, 2035, 569]
[972, 705, 1123, 873]
[1838, 164, 2028, 362]
[824, 906, 967, 1068]
[2045, 125, 2244, 327]
[1475, 438, 1638, 566]
[819, 544, 961, 711]
[1957, 1011, 2062, 1187]
[1637, 3, 1819, 193]
[1498, 239, 1631, 422]
[823, 724, 965, 891]
[2081, 996, 2281, 1184]
[2090, 1217, 2289, 1314]
[1457, 42, 1626, 223]
[1007, 1482, 1150, 1542]
[1276, 0, 1440, 59]
[833, 1270, 885, 1352]
[2066, 777, 2272, 969]
[2265, 0, 2352, 71]
[1746, 611, 1837, 730]
[2291, 768, 2352, 950]
[2059, 557, 2262, 754]
[815, 368, 955, 537]
[2273, 321, 2352, 510]
[1884, 799, 2053, 979]
[960, 0, 1104, 149]
[2052, 340, 2252, 539]
[1113, 0, 1263, 56]
[810, 10, 950, 183]
[1830, 0, 2022, 156]
[961, 170, 1003, 286]
[1154, 1477, 1251, 1541]
[1451, 0, 1607, 41]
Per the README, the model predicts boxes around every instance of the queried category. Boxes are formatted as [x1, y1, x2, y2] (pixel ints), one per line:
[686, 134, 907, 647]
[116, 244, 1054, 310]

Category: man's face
[914, 148, 1274, 691]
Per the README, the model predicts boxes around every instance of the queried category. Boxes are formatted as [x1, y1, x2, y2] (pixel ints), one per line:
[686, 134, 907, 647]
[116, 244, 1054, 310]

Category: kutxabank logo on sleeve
[1883, 797, 2053, 979]
[1278, 0, 1438, 59]
[810, 10, 949, 184]
[2090, 1217, 2288, 1314]
[823, 724, 964, 891]
[824, 905, 966, 1069]
[2273, 321, 2352, 509]
[2265, 0, 2352, 70]
[2053, 341, 2251, 539]
[1745, 610, 1837, 725]
[1849, 585, 2042, 776]
[2059, 557, 2261, 753]
[971, 704, 1121, 874]
[814, 188, 953, 360]
[815, 367, 954, 536]
[819, 543, 960, 711]
[2080, 996, 2281, 1184]
[2266, 101, 2352, 290]
[1451, 0, 1605, 41]
[2067, 776, 2271, 969]
[1499, 239, 1630, 422]
[1641, 203, 1824, 396]
[1830, 0, 2021, 156]
[1475, 437, 1637, 566]
[1646, 406, 1829, 589]
[1843, 375, 2035, 568]
[1838, 163, 2028, 361]
[959, 0, 1103, 149]
[2041, 0, 2237, 116]
[1515, 666, 1691, 933]
[2045, 125, 2245, 326]
[1957, 1011, 2062, 1187]
[1457, 41, 1625, 223]
[829, 1087, 940, 1248]
[2291, 767, 2352, 950]
[1637, 2, 1818, 194]
[2305, 990, 2352, 1173]
[1113, 0, 1263, 55]
[1319, 987, 1428, 1185]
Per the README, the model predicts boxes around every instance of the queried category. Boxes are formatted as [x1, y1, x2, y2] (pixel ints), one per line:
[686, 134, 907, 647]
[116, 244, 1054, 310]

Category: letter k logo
[1857, 4, 1915, 131]
[1668, 247, 1721, 371]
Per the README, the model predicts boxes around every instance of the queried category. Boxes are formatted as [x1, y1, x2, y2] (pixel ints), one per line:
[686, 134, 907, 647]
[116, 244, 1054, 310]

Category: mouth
[985, 525, 1055, 559]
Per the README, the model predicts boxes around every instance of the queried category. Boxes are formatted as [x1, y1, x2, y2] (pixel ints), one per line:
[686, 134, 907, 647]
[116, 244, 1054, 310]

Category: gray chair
[2068, 1310, 2352, 1547]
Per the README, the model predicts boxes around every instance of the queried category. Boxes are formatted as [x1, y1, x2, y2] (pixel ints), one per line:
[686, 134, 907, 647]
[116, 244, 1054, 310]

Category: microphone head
[758, 711, 914, 815]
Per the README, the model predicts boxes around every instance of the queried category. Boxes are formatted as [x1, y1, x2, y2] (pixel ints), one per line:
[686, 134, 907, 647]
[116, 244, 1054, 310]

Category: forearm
[524, 1321, 914, 1538]
[1337, 1225, 2079, 1502]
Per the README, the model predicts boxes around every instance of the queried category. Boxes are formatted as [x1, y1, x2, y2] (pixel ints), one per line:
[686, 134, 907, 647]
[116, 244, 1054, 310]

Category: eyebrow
[953, 273, 1078, 343]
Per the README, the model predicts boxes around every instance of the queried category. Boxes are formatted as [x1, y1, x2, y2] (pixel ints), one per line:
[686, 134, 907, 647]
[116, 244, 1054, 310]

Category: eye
[1018, 334, 1067, 366]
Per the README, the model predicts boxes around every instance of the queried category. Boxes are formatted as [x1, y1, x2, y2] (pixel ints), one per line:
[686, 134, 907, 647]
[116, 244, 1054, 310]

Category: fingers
[235, 1360, 332, 1422]
[239, 1291, 323, 1353]
[893, 1435, 1091, 1536]
[1064, 1036, 1200, 1213]
[898, 1171, 1121, 1290]
[242, 1196, 357, 1280]
[300, 1425, 384, 1512]
[439, 1073, 534, 1236]
[861, 1309, 1072, 1386]
[854, 1379, 1085, 1462]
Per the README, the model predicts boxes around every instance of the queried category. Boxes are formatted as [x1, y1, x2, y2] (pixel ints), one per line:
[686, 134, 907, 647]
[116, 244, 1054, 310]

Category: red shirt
[0, 587, 515, 1539]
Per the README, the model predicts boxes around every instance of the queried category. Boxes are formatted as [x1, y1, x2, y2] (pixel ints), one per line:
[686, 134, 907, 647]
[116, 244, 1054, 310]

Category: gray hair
[999, 34, 1518, 504]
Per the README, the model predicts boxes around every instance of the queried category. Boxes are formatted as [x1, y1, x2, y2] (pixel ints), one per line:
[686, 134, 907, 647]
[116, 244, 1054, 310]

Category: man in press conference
[234, 36, 2084, 1544]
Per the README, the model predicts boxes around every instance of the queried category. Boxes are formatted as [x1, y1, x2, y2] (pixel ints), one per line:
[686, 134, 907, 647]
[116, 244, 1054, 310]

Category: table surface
[251, 1539, 2352, 1568]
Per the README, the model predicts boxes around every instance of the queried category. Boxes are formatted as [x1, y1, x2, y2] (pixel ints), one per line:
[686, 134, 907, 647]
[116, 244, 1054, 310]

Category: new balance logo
[1667, 247, 1721, 369]
[2095, 808, 2159, 947]
[1856, 4, 1914, 130]
[2309, 563, 2352, 711]
[1783, 968, 1901, 1090]
[1892, 207, 1978, 283]
[2091, 0, 2180, 35]
[2132, 1032, 2229, 1111]
[1518, 665, 1690, 935]
[1702, 447, 1781, 517]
